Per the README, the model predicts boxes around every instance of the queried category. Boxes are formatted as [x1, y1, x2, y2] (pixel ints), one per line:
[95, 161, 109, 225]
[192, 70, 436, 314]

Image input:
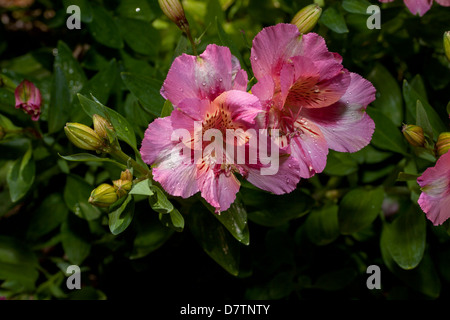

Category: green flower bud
[402, 124, 425, 148]
[64, 122, 104, 151]
[291, 4, 322, 34]
[436, 132, 450, 157]
[158, 0, 189, 32]
[93, 114, 115, 144]
[444, 31, 450, 62]
[88, 183, 118, 208]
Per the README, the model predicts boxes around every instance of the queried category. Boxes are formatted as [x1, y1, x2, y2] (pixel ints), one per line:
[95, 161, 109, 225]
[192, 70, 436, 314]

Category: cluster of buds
[88, 169, 133, 207]
[64, 114, 116, 153]
[291, 4, 322, 34]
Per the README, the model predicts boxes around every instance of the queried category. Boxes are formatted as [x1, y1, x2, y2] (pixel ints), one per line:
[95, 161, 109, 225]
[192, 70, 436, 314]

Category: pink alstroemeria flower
[251, 23, 376, 178]
[140, 44, 301, 213]
[417, 151, 450, 225]
[379, 0, 450, 17]
[14, 79, 42, 121]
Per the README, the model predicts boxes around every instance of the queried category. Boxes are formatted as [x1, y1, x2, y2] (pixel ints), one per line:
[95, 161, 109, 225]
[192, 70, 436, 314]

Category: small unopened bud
[158, 0, 189, 31]
[14, 79, 42, 121]
[436, 132, 450, 157]
[402, 124, 425, 147]
[444, 31, 450, 62]
[291, 4, 322, 34]
[113, 169, 133, 198]
[64, 122, 103, 151]
[89, 183, 118, 207]
[93, 114, 115, 144]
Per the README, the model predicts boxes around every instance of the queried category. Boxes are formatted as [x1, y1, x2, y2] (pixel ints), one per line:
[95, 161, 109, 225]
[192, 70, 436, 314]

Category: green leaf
[129, 179, 153, 196]
[130, 212, 174, 259]
[367, 63, 403, 126]
[54, 41, 87, 95]
[320, 7, 349, 34]
[403, 79, 446, 139]
[63, 0, 93, 23]
[7, 143, 35, 202]
[243, 188, 312, 227]
[380, 227, 440, 298]
[342, 0, 372, 14]
[109, 194, 135, 235]
[118, 17, 160, 56]
[0, 235, 39, 290]
[64, 175, 101, 221]
[88, 6, 123, 49]
[48, 66, 71, 133]
[117, 0, 156, 22]
[187, 203, 241, 276]
[78, 93, 137, 151]
[61, 215, 91, 265]
[160, 100, 174, 118]
[384, 205, 426, 270]
[324, 150, 359, 176]
[148, 185, 174, 214]
[159, 209, 184, 232]
[416, 100, 434, 140]
[59, 153, 127, 170]
[26, 193, 68, 240]
[338, 187, 384, 235]
[366, 107, 408, 155]
[304, 205, 340, 246]
[203, 198, 250, 245]
[120, 72, 165, 117]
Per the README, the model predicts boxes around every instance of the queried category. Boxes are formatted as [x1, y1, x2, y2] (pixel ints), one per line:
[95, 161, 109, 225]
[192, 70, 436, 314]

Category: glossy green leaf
[187, 203, 241, 276]
[120, 72, 165, 117]
[109, 194, 135, 235]
[367, 63, 403, 126]
[26, 193, 68, 240]
[366, 107, 408, 155]
[324, 150, 359, 176]
[342, 0, 372, 14]
[118, 18, 160, 56]
[89, 6, 123, 49]
[159, 209, 184, 232]
[148, 185, 174, 214]
[130, 212, 174, 260]
[61, 215, 91, 265]
[129, 179, 153, 196]
[304, 205, 340, 246]
[64, 175, 102, 221]
[54, 41, 87, 95]
[384, 205, 426, 270]
[0, 235, 39, 290]
[160, 100, 174, 118]
[78, 93, 137, 151]
[416, 100, 434, 140]
[48, 66, 71, 133]
[338, 187, 384, 234]
[7, 143, 35, 202]
[320, 7, 348, 34]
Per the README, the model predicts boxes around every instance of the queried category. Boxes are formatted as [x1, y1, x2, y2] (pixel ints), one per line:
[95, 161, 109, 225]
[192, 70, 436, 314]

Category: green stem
[109, 147, 152, 179]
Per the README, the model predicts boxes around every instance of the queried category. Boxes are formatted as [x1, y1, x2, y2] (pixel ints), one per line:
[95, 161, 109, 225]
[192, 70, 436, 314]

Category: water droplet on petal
[202, 82, 206, 86]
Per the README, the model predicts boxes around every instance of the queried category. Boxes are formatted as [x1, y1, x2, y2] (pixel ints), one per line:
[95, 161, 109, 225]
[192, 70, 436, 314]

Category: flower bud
[64, 122, 103, 151]
[444, 31, 450, 62]
[88, 183, 118, 208]
[402, 124, 425, 148]
[93, 114, 115, 144]
[291, 4, 322, 34]
[113, 169, 133, 198]
[436, 132, 450, 157]
[158, 0, 189, 31]
[14, 79, 42, 121]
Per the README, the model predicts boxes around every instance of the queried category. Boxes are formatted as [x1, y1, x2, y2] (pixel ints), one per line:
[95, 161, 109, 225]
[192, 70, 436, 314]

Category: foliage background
[0, 0, 449, 300]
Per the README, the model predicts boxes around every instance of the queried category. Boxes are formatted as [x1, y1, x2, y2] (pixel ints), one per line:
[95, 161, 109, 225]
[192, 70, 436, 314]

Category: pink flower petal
[140, 117, 175, 165]
[197, 164, 241, 212]
[417, 151, 450, 225]
[161, 44, 244, 106]
[435, 0, 450, 6]
[153, 162, 199, 199]
[288, 120, 329, 178]
[214, 90, 262, 125]
[403, 0, 433, 16]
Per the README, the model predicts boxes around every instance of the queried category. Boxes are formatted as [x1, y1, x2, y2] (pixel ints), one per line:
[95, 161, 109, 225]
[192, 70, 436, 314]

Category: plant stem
[109, 147, 152, 179]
